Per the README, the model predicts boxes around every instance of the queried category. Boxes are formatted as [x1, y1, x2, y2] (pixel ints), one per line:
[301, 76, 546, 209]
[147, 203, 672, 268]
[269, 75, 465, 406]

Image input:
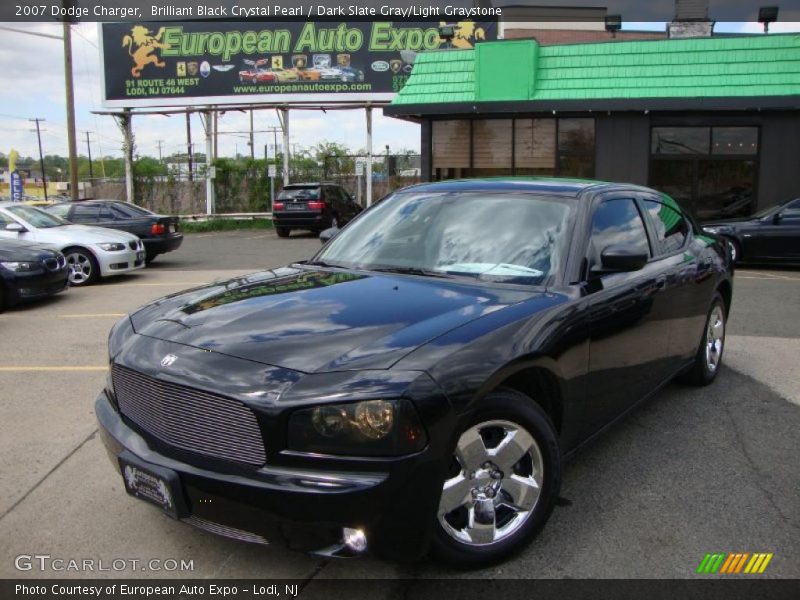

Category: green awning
[390, 34, 800, 109]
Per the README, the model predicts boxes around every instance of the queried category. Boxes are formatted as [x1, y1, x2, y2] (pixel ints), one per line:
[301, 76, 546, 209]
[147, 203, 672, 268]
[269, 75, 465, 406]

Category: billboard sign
[100, 21, 495, 107]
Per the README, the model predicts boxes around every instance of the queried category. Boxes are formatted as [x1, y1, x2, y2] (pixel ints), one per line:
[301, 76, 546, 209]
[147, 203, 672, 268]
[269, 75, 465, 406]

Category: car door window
[71, 205, 100, 223]
[589, 198, 650, 268]
[47, 204, 71, 219]
[642, 198, 689, 254]
[98, 206, 116, 220]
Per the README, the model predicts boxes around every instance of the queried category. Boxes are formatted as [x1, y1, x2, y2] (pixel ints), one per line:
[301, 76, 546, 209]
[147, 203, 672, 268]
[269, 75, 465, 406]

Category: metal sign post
[268, 164, 277, 211]
[355, 159, 364, 207]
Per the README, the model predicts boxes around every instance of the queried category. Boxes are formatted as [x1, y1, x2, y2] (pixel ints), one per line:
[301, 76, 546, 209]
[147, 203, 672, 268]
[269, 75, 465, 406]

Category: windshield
[315, 191, 574, 285]
[5, 204, 68, 228]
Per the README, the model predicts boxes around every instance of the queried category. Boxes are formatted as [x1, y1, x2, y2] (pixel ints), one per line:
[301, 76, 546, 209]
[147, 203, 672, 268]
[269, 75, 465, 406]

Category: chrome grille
[183, 516, 268, 545]
[112, 364, 266, 466]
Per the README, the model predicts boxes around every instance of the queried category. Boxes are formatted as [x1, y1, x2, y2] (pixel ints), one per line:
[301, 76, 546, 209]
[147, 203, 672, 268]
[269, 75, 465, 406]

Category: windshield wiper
[301, 259, 346, 268]
[368, 266, 452, 279]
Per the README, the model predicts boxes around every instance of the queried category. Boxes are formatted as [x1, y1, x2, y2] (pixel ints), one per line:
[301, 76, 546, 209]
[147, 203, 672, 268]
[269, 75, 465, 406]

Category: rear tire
[678, 292, 726, 386]
[64, 247, 99, 286]
[430, 389, 561, 568]
[276, 227, 290, 238]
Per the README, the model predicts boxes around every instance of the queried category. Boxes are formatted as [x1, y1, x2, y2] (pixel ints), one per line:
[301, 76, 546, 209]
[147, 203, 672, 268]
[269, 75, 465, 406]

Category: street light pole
[84, 131, 94, 181]
[30, 118, 48, 201]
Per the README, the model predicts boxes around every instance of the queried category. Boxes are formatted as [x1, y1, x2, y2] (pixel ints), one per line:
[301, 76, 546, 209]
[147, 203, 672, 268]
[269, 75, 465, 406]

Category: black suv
[272, 183, 362, 238]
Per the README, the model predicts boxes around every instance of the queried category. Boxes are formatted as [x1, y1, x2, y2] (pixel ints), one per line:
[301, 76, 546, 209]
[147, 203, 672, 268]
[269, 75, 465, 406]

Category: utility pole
[249, 109, 255, 160]
[156, 140, 164, 163]
[186, 112, 193, 181]
[63, 21, 78, 201]
[30, 118, 48, 201]
[83, 131, 94, 181]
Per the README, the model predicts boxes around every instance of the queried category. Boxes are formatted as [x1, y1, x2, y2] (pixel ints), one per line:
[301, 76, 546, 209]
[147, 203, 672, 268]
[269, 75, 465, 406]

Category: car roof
[396, 177, 657, 198]
[284, 182, 341, 188]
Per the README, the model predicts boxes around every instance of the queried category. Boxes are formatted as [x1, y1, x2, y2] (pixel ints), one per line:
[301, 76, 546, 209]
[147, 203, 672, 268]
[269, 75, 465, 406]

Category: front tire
[64, 247, 99, 286]
[678, 292, 726, 386]
[275, 227, 290, 238]
[725, 238, 741, 264]
[430, 389, 561, 567]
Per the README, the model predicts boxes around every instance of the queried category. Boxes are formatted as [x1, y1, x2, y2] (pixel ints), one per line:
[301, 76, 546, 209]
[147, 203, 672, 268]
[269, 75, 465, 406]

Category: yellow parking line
[0, 366, 107, 372]
[60, 313, 126, 318]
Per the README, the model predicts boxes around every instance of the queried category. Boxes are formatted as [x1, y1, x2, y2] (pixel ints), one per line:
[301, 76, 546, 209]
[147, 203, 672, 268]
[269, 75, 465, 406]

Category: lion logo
[440, 21, 486, 49]
[122, 26, 170, 78]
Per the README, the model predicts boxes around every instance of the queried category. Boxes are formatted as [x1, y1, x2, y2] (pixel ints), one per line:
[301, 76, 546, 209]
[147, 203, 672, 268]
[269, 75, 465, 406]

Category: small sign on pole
[355, 163, 364, 176]
[268, 164, 277, 178]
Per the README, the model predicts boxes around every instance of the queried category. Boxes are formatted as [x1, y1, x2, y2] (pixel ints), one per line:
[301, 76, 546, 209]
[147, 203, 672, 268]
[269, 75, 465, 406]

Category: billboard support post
[203, 110, 215, 215]
[366, 106, 373, 207]
[114, 109, 134, 203]
[279, 108, 290, 187]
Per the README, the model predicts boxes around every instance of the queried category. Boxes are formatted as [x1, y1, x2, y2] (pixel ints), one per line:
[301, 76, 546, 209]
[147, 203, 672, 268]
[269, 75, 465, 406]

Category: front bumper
[2, 268, 68, 306]
[96, 244, 146, 277]
[95, 390, 444, 560]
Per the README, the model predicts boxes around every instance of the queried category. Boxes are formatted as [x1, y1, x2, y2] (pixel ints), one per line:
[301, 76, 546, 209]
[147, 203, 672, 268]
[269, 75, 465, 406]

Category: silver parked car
[0, 202, 145, 286]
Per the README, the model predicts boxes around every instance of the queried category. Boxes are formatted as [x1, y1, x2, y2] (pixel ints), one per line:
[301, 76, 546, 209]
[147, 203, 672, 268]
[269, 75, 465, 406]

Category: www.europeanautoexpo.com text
[19, 3, 502, 20]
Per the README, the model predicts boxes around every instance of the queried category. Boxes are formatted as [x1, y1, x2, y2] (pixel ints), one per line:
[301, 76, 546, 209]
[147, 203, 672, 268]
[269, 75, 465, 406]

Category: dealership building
[384, 33, 800, 221]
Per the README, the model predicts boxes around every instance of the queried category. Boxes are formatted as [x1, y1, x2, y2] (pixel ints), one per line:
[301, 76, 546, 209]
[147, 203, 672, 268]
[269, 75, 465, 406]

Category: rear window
[278, 186, 320, 200]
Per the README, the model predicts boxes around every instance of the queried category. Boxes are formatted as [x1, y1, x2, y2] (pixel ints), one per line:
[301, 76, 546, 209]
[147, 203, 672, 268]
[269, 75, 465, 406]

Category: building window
[431, 117, 596, 180]
[649, 126, 759, 221]
[557, 118, 595, 178]
[712, 127, 758, 155]
[651, 127, 710, 155]
[515, 119, 556, 174]
[432, 120, 470, 180]
[471, 120, 513, 176]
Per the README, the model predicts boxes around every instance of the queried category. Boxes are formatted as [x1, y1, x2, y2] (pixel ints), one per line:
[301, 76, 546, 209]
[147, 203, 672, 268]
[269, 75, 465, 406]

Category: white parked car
[0, 202, 145, 286]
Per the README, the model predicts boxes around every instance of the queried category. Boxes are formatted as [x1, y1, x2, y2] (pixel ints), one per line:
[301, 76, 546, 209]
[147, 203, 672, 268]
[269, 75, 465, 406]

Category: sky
[0, 20, 798, 162]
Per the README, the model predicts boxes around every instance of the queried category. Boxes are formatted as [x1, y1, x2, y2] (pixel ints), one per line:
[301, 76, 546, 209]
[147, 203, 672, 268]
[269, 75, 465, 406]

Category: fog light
[343, 528, 367, 553]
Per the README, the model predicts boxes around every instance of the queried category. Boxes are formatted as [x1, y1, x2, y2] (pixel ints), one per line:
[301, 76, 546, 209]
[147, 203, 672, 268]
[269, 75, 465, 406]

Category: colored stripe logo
[697, 552, 773, 574]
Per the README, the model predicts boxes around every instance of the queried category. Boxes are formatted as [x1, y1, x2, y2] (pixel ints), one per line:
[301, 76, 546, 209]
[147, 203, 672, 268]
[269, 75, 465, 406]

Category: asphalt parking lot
[1, 230, 798, 583]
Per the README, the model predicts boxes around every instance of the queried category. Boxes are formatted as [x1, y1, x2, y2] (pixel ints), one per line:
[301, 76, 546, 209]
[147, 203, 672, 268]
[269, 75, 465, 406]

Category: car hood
[30, 224, 139, 245]
[0, 239, 57, 260]
[129, 266, 538, 373]
[702, 217, 758, 228]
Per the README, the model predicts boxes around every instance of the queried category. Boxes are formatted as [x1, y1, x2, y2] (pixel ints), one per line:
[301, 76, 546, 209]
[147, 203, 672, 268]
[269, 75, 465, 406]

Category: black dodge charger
[97, 179, 733, 566]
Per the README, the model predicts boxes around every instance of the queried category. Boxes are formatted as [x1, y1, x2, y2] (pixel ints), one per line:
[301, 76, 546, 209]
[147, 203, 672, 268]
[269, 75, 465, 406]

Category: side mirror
[599, 244, 648, 272]
[5, 222, 25, 233]
[319, 226, 339, 244]
[773, 212, 783, 224]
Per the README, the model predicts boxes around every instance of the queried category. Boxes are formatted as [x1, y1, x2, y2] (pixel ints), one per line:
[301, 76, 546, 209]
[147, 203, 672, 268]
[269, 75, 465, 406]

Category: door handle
[655, 275, 667, 290]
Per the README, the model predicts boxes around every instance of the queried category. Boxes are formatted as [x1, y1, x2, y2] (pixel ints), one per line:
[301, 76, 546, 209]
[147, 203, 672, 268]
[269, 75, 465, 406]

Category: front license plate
[137, 251, 145, 261]
[118, 452, 187, 519]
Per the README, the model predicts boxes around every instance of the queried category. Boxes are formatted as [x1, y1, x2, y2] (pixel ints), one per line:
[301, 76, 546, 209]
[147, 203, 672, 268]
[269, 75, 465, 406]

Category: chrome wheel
[727, 240, 738, 263]
[438, 420, 543, 546]
[66, 251, 93, 285]
[705, 305, 725, 373]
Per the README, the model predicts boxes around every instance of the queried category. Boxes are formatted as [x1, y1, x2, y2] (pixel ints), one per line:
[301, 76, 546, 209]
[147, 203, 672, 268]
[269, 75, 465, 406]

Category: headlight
[98, 243, 126, 251]
[702, 226, 721, 234]
[0, 261, 40, 272]
[287, 399, 427, 457]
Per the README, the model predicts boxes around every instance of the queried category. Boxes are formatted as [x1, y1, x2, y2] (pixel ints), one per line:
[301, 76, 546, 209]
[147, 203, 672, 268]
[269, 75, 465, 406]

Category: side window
[97, 206, 115, 220]
[589, 198, 650, 268]
[0, 211, 11, 226]
[71, 205, 99, 223]
[47, 204, 71, 219]
[642, 198, 688, 254]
